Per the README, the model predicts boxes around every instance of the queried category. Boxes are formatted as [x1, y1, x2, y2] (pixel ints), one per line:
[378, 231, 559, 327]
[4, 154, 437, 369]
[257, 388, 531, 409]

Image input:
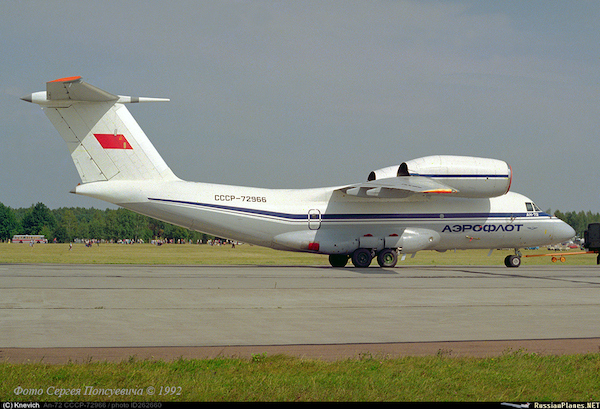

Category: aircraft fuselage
[74, 179, 571, 256]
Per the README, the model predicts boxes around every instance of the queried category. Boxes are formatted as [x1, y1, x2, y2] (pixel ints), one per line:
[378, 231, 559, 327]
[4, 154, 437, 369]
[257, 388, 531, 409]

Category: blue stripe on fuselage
[148, 197, 549, 223]
[414, 173, 510, 178]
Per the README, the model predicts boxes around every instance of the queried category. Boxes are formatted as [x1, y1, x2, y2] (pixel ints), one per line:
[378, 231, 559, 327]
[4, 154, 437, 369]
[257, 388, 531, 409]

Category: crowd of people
[6, 236, 241, 248]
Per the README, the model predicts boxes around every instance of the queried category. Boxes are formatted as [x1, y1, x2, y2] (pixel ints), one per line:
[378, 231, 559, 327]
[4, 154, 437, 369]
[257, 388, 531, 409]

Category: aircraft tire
[377, 248, 398, 268]
[351, 248, 373, 268]
[504, 254, 521, 268]
[329, 254, 349, 268]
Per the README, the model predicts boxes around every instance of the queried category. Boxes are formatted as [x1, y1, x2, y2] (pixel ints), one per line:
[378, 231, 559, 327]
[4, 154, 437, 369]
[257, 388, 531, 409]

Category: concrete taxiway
[2, 263, 600, 362]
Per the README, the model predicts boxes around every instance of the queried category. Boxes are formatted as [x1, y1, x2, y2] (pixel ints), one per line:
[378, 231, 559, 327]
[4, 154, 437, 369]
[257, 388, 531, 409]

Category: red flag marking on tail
[94, 134, 132, 149]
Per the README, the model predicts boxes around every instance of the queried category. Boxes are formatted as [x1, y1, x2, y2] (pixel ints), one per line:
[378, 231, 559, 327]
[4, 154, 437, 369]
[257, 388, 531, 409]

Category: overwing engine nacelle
[368, 155, 512, 198]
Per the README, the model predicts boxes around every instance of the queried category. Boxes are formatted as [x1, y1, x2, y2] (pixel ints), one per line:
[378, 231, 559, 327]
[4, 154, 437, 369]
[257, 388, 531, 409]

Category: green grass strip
[2, 352, 600, 401]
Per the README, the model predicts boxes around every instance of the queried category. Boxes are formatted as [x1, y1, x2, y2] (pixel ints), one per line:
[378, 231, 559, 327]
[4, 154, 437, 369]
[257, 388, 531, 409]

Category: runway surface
[2, 263, 600, 363]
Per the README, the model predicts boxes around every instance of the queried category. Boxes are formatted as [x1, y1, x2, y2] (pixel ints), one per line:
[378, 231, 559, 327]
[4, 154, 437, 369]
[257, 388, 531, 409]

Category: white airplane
[22, 76, 575, 268]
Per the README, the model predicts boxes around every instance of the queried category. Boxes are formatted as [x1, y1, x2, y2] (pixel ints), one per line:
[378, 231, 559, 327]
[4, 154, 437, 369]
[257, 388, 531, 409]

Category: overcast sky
[2, 0, 599, 212]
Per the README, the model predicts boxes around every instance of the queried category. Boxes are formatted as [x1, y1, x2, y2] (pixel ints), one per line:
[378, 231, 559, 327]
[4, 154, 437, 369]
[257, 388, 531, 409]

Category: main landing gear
[328, 248, 399, 268]
[330, 249, 524, 268]
[377, 248, 398, 268]
[328, 254, 350, 268]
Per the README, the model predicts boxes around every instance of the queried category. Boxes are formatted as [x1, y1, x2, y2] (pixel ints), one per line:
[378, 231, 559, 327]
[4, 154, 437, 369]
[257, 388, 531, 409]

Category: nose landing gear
[504, 250, 522, 268]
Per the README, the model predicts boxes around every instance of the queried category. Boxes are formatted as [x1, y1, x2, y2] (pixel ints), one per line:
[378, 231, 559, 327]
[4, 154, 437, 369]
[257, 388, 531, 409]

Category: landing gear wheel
[504, 254, 521, 268]
[351, 248, 373, 268]
[329, 254, 349, 268]
[377, 249, 398, 268]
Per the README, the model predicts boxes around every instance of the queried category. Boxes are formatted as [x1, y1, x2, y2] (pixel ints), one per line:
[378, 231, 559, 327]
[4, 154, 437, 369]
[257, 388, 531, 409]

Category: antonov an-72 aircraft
[22, 77, 575, 268]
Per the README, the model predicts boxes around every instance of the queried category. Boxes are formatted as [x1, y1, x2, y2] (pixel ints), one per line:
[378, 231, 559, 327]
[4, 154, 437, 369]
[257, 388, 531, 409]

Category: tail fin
[22, 76, 178, 183]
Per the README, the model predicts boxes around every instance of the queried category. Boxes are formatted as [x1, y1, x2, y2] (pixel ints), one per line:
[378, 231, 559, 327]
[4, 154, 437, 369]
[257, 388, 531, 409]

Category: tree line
[1, 201, 598, 243]
[0, 202, 212, 243]
[553, 210, 600, 239]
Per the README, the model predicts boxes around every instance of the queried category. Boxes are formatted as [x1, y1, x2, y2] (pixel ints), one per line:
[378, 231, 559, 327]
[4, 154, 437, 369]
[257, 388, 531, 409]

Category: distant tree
[115, 208, 137, 239]
[52, 224, 68, 243]
[161, 222, 186, 241]
[0, 203, 19, 240]
[103, 208, 148, 241]
[62, 209, 77, 241]
[147, 218, 166, 239]
[88, 211, 105, 239]
[20, 202, 57, 236]
[554, 210, 600, 237]
[9, 202, 216, 243]
[76, 221, 90, 240]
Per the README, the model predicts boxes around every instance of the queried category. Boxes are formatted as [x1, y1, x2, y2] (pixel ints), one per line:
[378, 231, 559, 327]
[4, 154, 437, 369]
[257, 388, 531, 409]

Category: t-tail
[21, 76, 178, 183]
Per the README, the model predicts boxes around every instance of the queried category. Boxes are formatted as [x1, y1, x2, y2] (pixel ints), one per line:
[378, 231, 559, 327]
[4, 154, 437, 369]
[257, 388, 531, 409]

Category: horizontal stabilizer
[338, 176, 458, 199]
[21, 76, 169, 106]
[47, 76, 117, 101]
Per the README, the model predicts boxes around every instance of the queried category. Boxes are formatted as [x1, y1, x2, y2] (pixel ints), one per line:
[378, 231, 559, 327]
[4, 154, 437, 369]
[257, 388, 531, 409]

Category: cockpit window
[526, 202, 541, 212]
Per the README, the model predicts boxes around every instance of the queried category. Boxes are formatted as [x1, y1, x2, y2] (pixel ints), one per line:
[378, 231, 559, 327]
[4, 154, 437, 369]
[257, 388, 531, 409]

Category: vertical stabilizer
[22, 76, 178, 183]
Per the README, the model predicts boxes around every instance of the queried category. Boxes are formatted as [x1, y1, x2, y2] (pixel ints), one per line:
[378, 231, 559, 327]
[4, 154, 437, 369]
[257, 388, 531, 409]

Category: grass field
[1, 242, 596, 266]
[3, 242, 599, 402]
[2, 352, 600, 401]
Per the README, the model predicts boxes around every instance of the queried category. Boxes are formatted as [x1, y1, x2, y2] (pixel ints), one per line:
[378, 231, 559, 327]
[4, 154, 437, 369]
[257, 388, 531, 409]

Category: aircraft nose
[554, 220, 576, 242]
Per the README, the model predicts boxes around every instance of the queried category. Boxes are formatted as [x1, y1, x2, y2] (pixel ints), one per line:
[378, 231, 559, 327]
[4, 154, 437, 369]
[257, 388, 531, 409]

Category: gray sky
[2, 0, 599, 212]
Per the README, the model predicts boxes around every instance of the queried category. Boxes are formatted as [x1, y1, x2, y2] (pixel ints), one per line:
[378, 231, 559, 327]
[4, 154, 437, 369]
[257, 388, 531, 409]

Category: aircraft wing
[337, 176, 458, 199]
